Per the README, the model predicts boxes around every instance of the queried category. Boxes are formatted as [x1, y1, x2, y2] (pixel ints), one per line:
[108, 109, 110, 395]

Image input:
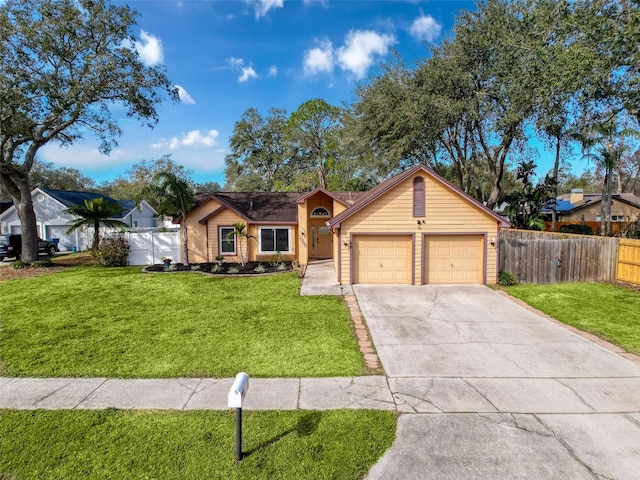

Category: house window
[259, 227, 291, 253]
[612, 215, 626, 222]
[219, 227, 236, 254]
[413, 176, 425, 217]
[311, 207, 331, 217]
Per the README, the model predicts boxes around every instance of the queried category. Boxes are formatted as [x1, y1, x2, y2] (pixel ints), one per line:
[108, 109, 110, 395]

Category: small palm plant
[65, 197, 128, 251]
[227, 222, 254, 266]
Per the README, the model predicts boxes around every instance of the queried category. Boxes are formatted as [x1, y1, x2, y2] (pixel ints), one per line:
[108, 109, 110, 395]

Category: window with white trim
[259, 227, 291, 253]
[219, 227, 236, 254]
[612, 215, 626, 221]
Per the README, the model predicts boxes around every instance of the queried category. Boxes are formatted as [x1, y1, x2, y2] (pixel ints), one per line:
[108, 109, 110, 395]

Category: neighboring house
[183, 164, 509, 285]
[542, 189, 640, 232]
[0, 188, 157, 251]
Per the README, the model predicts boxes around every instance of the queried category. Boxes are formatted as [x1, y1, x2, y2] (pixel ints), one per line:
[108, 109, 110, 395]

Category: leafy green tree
[65, 197, 128, 251]
[576, 117, 640, 235]
[102, 155, 192, 206]
[0, 161, 97, 200]
[139, 170, 195, 265]
[224, 108, 291, 191]
[0, 0, 175, 262]
[501, 161, 555, 230]
[286, 99, 343, 190]
[195, 180, 223, 193]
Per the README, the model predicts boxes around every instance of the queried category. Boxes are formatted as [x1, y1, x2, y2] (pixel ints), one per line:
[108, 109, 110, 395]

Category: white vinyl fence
[119, 229, 180, 265]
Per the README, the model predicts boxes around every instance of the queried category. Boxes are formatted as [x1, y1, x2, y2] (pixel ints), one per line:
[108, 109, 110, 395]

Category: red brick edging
[344, 295, 381, 370]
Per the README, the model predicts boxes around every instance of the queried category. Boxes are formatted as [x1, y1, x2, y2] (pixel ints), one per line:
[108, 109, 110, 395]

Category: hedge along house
[183, 164, 510, 284]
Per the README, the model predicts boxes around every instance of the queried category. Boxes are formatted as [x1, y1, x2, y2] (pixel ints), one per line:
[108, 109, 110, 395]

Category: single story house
[0, 188, 157, 251]
[183, 164, 509, 285]
[542, 189, 640, 232]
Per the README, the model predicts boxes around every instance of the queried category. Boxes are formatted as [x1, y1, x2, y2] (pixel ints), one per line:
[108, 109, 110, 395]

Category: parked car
[0, 234, 59, 261]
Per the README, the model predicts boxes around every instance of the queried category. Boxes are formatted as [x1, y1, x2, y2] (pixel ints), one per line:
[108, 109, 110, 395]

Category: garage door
[424, 235, 483, 284]
[353, 235, 412, 284]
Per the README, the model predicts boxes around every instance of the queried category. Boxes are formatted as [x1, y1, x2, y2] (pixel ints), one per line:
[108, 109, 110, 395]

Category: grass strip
[0, 268, 363, 377]
[0, 409, 396, 480]
[505, 282, 640, 354]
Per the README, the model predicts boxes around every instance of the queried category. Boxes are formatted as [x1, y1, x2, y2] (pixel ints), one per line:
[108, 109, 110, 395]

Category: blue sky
[39, 0, 561, 186]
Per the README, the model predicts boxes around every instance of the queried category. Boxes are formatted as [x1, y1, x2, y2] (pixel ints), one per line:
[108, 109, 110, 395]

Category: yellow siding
[339, 173, 499, 285]
[297, 203, 308, 264]
[206, 209, 246, 264]
[184, 199, 221, 263]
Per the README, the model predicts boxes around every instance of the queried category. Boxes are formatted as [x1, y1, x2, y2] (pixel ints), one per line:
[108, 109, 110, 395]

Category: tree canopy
[0, 0, 175, 261]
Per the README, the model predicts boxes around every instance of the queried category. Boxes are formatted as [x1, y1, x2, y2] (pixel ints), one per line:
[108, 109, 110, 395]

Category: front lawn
[504, 282, 640, 355]
[0, 409, 396, 480]
[0, 268, 363, 377]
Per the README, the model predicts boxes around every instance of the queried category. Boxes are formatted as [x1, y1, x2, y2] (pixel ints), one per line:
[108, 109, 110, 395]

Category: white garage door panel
[353, 235, 411, 284]
[425, 235, 483, 284]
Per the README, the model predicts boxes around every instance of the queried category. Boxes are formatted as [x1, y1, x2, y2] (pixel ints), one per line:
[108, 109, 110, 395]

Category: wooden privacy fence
[617, 239, 640, 284]
[499, 229, 619, 283]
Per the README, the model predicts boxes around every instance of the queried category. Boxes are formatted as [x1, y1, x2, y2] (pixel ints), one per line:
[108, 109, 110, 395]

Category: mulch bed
[144, 261, 295, 275]
[0, 253, 93, 281]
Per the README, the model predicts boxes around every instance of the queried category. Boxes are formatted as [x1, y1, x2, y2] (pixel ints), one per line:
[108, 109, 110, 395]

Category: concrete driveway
[356, 284, 640, 480]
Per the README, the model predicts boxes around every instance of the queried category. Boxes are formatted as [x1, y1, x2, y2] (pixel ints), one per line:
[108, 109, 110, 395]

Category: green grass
[505, 282, 640, 354]
[0, 409, 396, 480]
[0, 268, 363, 377]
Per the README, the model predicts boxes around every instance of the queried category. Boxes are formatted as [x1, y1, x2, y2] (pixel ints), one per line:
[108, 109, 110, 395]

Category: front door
[311, 224, 332, 259]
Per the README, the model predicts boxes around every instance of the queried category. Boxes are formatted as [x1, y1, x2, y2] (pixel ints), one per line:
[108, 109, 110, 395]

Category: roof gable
[196, 192, 300, 224]
[328, 164, 510, 228]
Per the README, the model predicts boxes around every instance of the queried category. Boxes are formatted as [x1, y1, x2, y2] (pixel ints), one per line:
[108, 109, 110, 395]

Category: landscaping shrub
[11, 259, 51, 269]
[498, 270, 519, 286]
[93, 236, 130, 266]
[558, 224, 594, 235]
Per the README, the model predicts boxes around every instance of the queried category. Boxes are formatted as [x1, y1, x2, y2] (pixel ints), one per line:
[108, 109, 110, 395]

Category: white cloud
[151, 130, 219, 150]
[250, 0, 283, 18]
[239, 66, 258, 83]
[267, 66, 278, 77]
[409, 15, 442, 42]
[134, 30, 164, 66]
[337, 30, 396, 79]
[303, 0, 328, 6]
[174, 85, 195, 105]
[303, 40, 334, 76]
[225, 57, 245, 69]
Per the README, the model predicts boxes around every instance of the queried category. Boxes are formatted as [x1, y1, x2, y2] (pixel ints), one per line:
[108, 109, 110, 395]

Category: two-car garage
[351, 234, 485, 285]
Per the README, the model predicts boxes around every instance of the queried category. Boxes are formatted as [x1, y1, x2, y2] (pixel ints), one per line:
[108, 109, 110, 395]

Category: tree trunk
[551, 137, 561, 232]
[92, 220, 101, 251]
[14, 179, 39, 263]
[181, 219, 190, 266]
[606, 166, 613, 234]
[600, 170, 609, 236]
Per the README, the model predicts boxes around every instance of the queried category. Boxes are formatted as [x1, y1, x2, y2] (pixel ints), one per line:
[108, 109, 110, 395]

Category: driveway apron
[356, 284, 640, 480]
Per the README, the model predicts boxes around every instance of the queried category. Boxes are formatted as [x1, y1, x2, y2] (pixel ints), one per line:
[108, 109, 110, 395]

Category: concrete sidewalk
[300, 259, 353, 296]
[0, 376, 394, 411]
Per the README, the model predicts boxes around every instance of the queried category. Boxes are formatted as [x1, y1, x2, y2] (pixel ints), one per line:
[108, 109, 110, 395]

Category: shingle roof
[196, 192, 302, 223]
[41, 188, 132, 218]
[193, 165, 510, 227]
[543, 193, 640, 213]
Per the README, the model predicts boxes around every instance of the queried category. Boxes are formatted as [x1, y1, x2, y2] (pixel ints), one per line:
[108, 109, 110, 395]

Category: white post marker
[228, 372, 249, 461]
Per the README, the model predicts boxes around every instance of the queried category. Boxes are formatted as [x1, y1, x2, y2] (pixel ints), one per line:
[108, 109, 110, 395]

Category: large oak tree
[0, 0, 175, 262]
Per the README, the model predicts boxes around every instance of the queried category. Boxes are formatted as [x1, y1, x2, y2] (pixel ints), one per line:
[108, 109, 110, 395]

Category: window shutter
[413, 177, 425, 217]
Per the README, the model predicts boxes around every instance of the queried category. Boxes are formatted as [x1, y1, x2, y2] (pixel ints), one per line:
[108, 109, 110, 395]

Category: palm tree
[578, 118, 639, 235]
[65, 197, 128, 251]
[139, 170, 194, 265]
[227, 222, 254, 266]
